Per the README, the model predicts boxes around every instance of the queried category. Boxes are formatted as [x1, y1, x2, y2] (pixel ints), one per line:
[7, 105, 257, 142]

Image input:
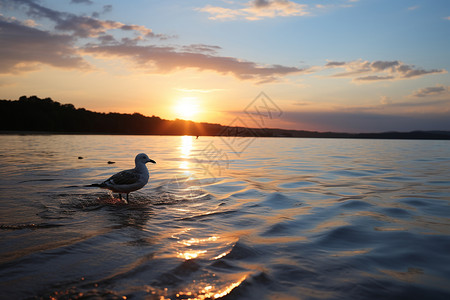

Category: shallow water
[0, 135, 449, 299]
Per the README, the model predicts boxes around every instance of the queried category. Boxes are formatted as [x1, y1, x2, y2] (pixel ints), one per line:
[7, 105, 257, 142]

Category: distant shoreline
[1, 130, 450, 141]
[1, 96, 450, 140]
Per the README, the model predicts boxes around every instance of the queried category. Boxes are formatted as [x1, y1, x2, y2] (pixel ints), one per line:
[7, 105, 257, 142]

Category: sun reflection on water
[179, 135, 194, 171]
[177, 250, 208, 260]
[180, 135, 193, 158]
[173, 275, 248, 300]
[213, 276, 247, 298]
[175, 233, 220, 260]
[179, 160, 190, 170]
[179, 236, 219, 246]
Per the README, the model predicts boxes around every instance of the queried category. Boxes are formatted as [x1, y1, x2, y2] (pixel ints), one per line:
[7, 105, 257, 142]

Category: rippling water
[0, 135, 449, 299]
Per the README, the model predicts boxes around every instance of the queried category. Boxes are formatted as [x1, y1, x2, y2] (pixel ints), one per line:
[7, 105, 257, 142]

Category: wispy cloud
[198, 0, 309, 21]
[412, 85, 448, 97]
[70, 0, 92, 5]
[181, 44, 222, 55]
[83, 44, 307, 83]
[408, 5, 420, 11]
[325, 59, 446, 82]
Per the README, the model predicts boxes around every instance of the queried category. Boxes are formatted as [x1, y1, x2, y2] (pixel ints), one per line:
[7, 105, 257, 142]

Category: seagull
[90, 153, 156, 203]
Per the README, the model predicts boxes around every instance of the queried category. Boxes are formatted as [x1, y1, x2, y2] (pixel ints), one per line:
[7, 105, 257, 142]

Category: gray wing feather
[105, 169, 140, 185]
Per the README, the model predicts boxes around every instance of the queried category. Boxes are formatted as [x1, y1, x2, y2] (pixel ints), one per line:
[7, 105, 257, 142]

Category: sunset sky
[1, 0, 449, 132]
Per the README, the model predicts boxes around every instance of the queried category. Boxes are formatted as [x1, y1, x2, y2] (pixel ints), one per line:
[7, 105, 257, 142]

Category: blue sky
[1, 0, 449, 132]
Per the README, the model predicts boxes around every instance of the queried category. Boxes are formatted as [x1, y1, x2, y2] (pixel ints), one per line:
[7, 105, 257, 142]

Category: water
[0, 135, 449, 300]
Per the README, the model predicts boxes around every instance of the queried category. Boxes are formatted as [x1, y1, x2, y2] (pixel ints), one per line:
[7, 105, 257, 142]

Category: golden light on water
[212, 251, 230, 260]
[180, 135, 193, 158]
[173, 275, 248, 300]
[213, 275, 247, 299]
[176, 236, 219, 260]
[179, 236, 219, 246]
[177, 250, 207, 260]
[167, 215, 247, 299]
[180, 161, 189, 170]
[179, 135, 193, 171]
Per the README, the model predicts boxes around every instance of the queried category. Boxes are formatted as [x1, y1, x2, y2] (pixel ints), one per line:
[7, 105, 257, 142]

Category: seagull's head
[136, 153, 156, 165]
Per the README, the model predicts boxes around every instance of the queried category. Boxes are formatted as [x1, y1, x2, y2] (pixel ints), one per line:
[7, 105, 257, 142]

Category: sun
[174, 97, 199, 120]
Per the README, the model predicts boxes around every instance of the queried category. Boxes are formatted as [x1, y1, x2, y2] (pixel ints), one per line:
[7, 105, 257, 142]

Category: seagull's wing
[105, 169, 140, 186]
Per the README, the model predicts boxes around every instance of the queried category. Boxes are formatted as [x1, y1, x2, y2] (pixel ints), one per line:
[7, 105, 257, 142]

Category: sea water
[0, 135, 449, 299]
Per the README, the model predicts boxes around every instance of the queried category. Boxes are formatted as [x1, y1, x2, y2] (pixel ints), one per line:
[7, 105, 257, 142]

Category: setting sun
[174, 97, 199, 120]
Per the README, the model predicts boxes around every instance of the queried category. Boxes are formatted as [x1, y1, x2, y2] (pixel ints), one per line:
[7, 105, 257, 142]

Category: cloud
[324, 61, 346, 67]
[371, 60, 400, 71]
[83, 44, 307, 83]
[0, 0, 303, 81]
[181, 44, 222, 55]
[292, 101, 313, 106]
[387, 99, 450, 108]
[325, 59, 446, 82]
[70, 0, 93, 5]
[380, 96, 392, 105]
[412, 85, 448, 97]
[0, 16, 90, 73]
[5, 0, 167, 39]
[91, 5, 113, 18]
[198, 0, 309, 21]
[356, 75, 395, 81]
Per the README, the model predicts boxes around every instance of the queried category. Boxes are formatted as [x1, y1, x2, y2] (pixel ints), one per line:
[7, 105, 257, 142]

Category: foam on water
[0, 135, 449, 299]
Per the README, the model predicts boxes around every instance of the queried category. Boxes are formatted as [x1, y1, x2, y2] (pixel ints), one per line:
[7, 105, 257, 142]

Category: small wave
[0, 222, 63, 230]
[380, 207, 412, 218]
[261, 192, 303, 209]
[179, 209, 237, 221]
[219, 271, 278, 300]
[278, 181, 316, 189]
[18, 178, 60, 183]
[39, 286, 126, 300]
[152, 259, 201, 287]
[210, 259, 245, 271]
[261, 221, 299, 237]
[229, 188, 265, 199]
[316, 225, 374, 249]
[219, 241, 262, 261]
[330, 169, 372, 177]
[340, 199, 373, 209]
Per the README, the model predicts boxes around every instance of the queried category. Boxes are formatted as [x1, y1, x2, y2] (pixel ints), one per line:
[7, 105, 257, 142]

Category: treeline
[1, 96, 450, 140]
[0, 96, 223, 135]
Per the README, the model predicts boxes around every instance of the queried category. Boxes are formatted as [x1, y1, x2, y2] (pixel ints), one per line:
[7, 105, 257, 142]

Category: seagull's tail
[84, 183, 103, 188]
[64, 183, 104, 189]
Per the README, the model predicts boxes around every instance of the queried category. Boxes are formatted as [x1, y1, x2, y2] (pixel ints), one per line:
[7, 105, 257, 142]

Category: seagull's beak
[147, 158, 156, 164]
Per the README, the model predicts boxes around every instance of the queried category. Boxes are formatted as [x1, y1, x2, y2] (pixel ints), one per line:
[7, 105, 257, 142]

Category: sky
[1, 0, 449, 132]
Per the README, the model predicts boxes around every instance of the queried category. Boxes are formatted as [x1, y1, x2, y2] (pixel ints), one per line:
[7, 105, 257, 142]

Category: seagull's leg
[119, 193, 122, 201]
